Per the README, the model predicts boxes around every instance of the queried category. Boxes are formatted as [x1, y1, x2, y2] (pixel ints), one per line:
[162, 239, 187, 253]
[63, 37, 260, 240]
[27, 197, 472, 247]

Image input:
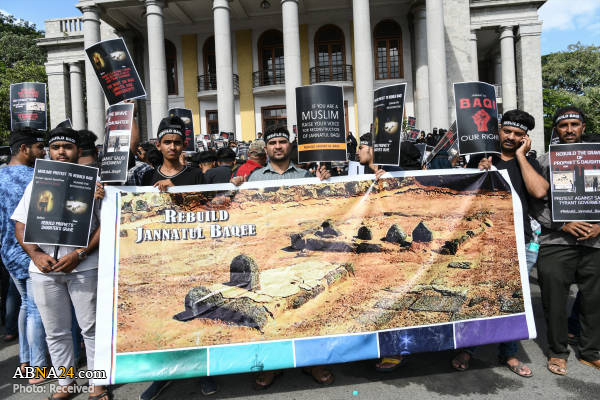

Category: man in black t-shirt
[454, 109, 548, 377]
[141, 116, 203, 189]
[204, 147, 236, 184]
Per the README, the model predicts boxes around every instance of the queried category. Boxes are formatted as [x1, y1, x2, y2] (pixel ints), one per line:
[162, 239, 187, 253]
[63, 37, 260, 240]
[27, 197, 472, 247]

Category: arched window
[374, 20, 403, 80]
[202, 37, 217, 90]
[258, 30, 284, 85]
[165, 40, 178, 95]
[314, 25, 346, 82]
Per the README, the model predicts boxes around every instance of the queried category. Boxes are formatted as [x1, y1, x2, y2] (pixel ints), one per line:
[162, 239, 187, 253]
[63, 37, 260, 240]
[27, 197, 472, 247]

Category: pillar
[352, 0, 375, 134]
[45, 63, 69, 129]
[145, 0, 169, 138]
[281, 0, 303, 138]
[213, 0, 235, 135]
[470, 30, 479, 81]
[426, 0, 449, 129]
[413, 4, 430, 132]
[69, 62, 86, 130]
[500, 25, 517, 111]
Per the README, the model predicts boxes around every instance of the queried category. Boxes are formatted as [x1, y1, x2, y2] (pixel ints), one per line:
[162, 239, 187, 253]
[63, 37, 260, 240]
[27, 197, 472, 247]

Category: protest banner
[101, 103, 134, 183]
[454, 82, 499, 155]
[296, 85, 346, 163]
[95, 170, 535, 385]
[422, 121, 458, 166]
[56, 119, 72, 129]
[373, 83, 407, 166]
[85, 38, 146, 105]
[169, 108, 195, 152]
[10, 82, 47, 131]
[549, 143, 600, 222]
[24, 159, 97, 247]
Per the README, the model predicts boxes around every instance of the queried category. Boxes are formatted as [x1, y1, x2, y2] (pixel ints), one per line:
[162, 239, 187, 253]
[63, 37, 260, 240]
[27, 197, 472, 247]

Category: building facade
[38, 0, 547, 154]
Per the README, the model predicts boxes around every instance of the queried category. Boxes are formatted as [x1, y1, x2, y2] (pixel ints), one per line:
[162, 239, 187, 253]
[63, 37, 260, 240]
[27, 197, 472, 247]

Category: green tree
[0, 13, 47, 145]
[542, 43, 600, 143]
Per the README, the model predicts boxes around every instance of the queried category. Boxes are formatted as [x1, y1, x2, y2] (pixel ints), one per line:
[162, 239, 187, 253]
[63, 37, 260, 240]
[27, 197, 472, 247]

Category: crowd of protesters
[0, 103, 598, 400]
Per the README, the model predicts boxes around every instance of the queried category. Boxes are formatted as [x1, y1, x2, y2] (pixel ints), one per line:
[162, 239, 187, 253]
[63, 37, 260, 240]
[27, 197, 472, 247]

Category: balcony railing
[309, 64, 353, 84]
[44, 17, 83, 38]
[252, 68, 285, 88]
[198, 74, 240, 92]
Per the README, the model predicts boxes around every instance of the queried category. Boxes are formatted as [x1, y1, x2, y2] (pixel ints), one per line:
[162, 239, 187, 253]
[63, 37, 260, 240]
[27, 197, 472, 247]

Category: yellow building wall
[181, 34, 200, 135]
[300, 24, 310, 86]
[236, 30, 256, 141]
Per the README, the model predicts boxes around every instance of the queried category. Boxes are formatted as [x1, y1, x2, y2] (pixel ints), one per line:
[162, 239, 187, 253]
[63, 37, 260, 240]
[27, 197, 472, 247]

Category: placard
[454, 82, 500, 155]
[56, 119, 72, 129]
[10, 82, 47, 131]
[85, 38, 146, 105]
[373, 83, 407, 166]
[24, 159, 97, 247]
[296, 85, 347, 163]
[549, 143, 600, 221]
[168, 108, 195, 152]
[101, 103, 134, 182]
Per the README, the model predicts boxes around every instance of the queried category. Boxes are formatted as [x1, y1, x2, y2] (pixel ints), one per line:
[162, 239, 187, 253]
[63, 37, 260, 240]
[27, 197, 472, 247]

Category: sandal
[547, 357, 567, 376]
[451, 351, 471, 371]
[302, 366, 334, 385]
[88, 391, 112, 400]
[253, 370, 283, 391]
[500, 357, 532, 378]
[579, 359, 600, 370]
[375, 356, 407, 372]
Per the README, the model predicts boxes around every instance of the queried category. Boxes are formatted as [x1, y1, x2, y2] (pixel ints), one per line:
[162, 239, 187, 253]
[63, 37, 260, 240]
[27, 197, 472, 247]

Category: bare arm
[15, 221, 56, 273]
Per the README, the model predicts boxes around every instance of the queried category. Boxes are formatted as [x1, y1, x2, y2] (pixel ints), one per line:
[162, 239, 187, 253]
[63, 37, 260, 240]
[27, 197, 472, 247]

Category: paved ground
[1, 275, 598, 400]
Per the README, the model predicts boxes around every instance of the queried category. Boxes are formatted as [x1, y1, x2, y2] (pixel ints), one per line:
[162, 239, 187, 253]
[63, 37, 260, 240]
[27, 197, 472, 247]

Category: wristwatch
[76, 249, 88, 261]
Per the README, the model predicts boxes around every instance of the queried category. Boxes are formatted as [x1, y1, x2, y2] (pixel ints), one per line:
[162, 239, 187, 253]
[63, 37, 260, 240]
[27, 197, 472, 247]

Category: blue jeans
[11, 275, 48, 367]
[5, 277, 20, 335]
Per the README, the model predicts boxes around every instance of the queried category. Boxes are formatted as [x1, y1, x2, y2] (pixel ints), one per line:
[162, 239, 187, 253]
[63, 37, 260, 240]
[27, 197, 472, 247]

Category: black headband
[501, 120, 529, 133]
[359, 133, 372, 147]
[158, 126, 184, 140]
[264, 130, 289, 142]
[48, 135, 77, 145]
[554, 113, 583, 125]
[9, 131, 45, 147]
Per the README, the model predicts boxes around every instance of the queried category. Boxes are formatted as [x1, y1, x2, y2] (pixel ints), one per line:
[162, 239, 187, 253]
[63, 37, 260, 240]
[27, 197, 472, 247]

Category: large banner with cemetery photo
[94, 170, 536, 385]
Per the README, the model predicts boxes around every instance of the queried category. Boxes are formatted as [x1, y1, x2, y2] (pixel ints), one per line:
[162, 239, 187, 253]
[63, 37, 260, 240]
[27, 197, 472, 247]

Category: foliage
[542, 43, 600, 144]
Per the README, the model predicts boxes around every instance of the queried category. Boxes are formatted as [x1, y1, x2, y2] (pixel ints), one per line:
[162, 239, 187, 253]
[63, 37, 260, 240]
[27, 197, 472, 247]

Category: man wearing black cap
[141, 116, 203, 190]
[0, 128, 48, 383]
[204, 147, 237, 184]
[12, 127, 110, 400]
[530, 106, 600, 375]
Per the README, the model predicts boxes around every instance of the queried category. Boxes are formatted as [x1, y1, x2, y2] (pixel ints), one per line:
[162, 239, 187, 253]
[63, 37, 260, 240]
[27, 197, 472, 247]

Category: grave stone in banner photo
[296, 85, 347, 163]
[169, 108, 195, 152]
[372, 83, 407, 166]
[549, 143, 600, 222]
[85, 38, 146, 105]
[10, 82, 47, 131]
[101, 103, 134, 182]
[56, 119, 72, 129]
[454, 82, 500, 155]
[24, 159, 97, 247]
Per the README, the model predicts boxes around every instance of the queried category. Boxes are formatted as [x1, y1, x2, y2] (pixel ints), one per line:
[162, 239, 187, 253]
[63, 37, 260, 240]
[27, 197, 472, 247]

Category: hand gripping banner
[94, 170, 536, 385]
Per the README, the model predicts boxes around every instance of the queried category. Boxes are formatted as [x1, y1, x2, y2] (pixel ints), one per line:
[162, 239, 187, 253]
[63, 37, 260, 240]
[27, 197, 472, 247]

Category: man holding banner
[531, 107, 600, 375]
[11, 128, 109, 400]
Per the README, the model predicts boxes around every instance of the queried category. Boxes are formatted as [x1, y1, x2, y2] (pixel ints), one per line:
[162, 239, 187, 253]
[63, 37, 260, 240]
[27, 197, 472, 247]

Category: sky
[1, 0, 599, 55]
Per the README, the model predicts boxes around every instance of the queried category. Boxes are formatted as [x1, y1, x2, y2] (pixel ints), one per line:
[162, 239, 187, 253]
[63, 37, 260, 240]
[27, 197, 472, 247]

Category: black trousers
[537, 245, 600, 361]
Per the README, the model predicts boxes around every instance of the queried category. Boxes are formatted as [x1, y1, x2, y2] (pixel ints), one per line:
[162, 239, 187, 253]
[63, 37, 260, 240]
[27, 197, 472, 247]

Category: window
[202, 37, 217, 90]
[165, 40, 178, 95]
[261, 106, 287, 134]
[258, 30, 284, 85]
[314, 25, 346, 82]
[206, 110, 218, 135]
[374, 20, 403, 80]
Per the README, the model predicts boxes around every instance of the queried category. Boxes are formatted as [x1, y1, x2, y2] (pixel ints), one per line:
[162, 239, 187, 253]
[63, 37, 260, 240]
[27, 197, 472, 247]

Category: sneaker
[139, 380, 172, 400]
[199, 377, 218, 396]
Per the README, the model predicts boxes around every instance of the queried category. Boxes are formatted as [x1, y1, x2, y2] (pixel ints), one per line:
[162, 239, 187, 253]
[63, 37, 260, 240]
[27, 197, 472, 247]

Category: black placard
[24, 159, 97, 247]
[10, 82, 47, 131]
[454, 82, 500, 155]
[56, 119, 72, 129]
[422, 121, 457, 166]
[373, 83, 407, 166]
[85, 38, 146, 105]
[101, 103, 134, 182]
[549, 143, 600, 222]
[296, 85, 347, 163]
[168, 108, 195, 152]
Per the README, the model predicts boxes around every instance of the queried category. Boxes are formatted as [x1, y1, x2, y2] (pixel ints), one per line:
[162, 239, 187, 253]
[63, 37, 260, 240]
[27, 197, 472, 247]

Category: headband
[554, 113, 583, 126]
[157, 126, 184, 140]
[9, 131, 45, 147]
[501, 120, 529, 133]
[264, 130, 289, 143]
[48, 127, 79, 146]
[359, 133, 372, 146]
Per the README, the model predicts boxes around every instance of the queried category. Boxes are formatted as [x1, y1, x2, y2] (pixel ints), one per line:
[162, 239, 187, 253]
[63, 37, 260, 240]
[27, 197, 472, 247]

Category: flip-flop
[547, 357, 567, 376]
[302, 366, 334, 385]
[579, 359, 600, 370]
[451, 351, 471, 372]
[253, 370, 283, 391]
[505, 361, 533, 378]
[375, 356, 407, 372]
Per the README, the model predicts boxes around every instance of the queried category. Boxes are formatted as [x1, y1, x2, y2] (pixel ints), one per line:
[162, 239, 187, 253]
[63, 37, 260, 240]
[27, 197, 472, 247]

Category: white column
[45, 63, 69, 129]
[145, 0, 169, 138]
[413, 5, 430, 133]
[213, 0, 235, 134]
[470, 30, 479, 81]
[69, 62, 86, 130]
[281, 0, 302, 138]
[79, 3, 105, 140]
[352, 0, 375, 134]
[426, 0, 449, 129]
[500, 25, 517, 111]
